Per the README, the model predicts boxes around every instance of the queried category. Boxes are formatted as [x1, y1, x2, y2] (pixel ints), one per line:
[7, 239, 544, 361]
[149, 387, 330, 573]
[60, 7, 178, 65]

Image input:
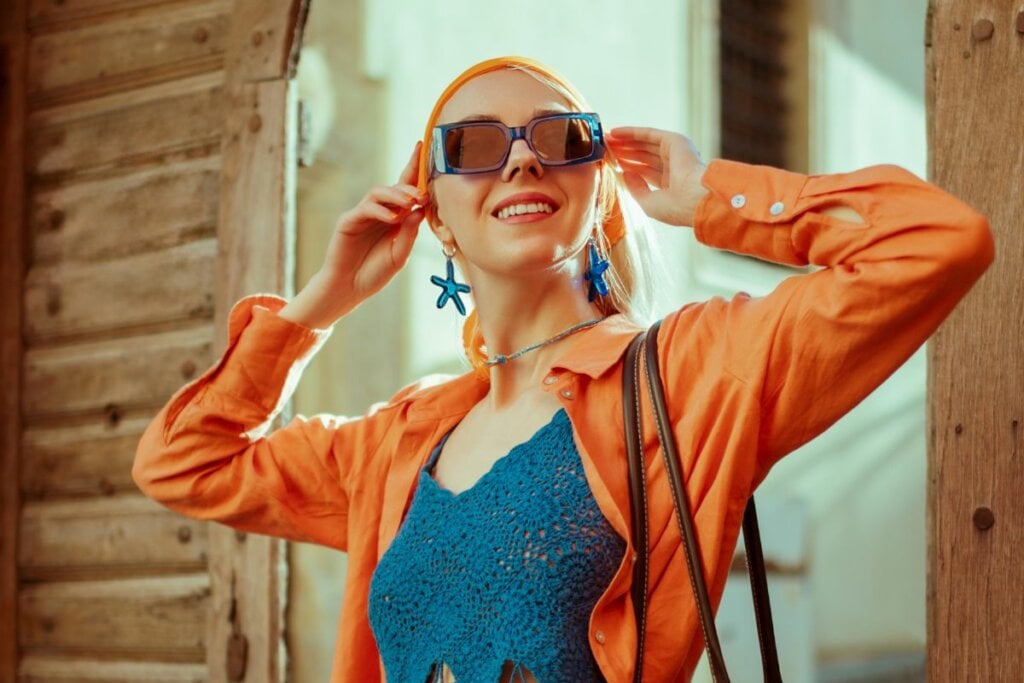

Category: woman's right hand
[280, 142, 427, 328]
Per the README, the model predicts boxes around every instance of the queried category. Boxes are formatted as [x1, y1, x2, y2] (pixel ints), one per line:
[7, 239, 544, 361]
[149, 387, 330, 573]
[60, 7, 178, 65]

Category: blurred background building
[292, 1, 930, 681]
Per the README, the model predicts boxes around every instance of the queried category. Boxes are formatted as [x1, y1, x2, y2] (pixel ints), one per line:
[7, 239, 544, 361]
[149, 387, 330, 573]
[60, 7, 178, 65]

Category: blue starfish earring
[584, 236, 610, 302]
[430, 243, 472, 315]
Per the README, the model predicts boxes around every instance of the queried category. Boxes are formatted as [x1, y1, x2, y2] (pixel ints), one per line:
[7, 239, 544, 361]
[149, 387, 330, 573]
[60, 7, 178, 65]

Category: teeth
[497, 202, 554, 219]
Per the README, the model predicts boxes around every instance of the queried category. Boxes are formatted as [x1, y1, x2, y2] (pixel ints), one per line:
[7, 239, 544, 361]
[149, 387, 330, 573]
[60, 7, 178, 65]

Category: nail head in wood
[104, 403, 123, 427]
[177, 526, 193, 543]
[954, 423, 963, 435]
[49, 210, 65, 231]
[181, 360, 197, 379]
[193, 26, 209, 44]
[973, 506, 995, 531]
[972, 18, 994, 41]
[251, 31, 264, 47]
[248, 113, 262, 133]
[1016, 11, 1024, 34]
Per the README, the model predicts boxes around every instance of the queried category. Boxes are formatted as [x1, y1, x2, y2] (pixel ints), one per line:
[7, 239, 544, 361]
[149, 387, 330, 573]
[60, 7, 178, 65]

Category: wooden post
[0, 2, 26, 681]
[210, 1, 307, 680]
[926, 2, 1024, 680]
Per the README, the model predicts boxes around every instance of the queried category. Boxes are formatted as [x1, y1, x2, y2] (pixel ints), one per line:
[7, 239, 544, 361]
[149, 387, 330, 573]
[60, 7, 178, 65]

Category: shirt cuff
[163, 295, 332, 440]
[692, 158, 810, 266]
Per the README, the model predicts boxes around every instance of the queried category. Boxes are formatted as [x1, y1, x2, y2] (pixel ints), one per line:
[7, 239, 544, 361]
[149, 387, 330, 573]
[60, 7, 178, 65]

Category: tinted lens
[531, 116, 594, 163]
[444, 124, 508, 171]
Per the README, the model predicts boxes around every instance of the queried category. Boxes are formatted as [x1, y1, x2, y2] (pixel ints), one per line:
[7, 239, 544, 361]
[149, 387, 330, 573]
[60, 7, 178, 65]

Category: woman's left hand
[605, 127, 709, 227]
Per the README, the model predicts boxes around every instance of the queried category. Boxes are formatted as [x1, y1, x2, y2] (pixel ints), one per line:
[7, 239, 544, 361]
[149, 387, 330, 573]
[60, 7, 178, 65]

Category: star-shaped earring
[430, 249, 472, 315]
[584, 237, 610, 302]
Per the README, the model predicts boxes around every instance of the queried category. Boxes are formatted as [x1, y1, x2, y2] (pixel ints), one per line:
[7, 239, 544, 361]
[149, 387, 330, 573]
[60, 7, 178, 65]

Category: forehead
[436, 69, 577, 126]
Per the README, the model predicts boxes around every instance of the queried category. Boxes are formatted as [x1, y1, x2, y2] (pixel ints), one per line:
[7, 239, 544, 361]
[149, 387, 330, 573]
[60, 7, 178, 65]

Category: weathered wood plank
[19, 495, 208, 580]
[1, 0, 28, 678]
[22, 417, 150, 499]
[28, 70, 222, 127]
[205, 3, 309, 675]
[24, 239, 216, 343]
[19, 575, 209, 658]
[19, 657, 205, 683]
[207, 78, 298, 683]
[29, 0, 230, 107]
[926, 1, 1024, 682]
[28, 0, 198, 29]
[31, 157, 220, 266]
[28, 79, 223, 179]
[224, 0, 308, 84]
[24, 325, 214, 418]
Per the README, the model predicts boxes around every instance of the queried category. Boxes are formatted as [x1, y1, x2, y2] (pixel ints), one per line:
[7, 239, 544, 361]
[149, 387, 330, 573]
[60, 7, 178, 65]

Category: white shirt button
[730, 194, 746, 209]
[595, 629, 607, 644]
[559, 388, 574, 400]
[769, 201, 785, 216]
[543, 375, 558, 385]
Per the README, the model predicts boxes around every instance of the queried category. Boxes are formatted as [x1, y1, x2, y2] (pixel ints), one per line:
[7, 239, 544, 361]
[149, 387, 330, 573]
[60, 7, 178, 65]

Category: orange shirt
[134, 159, 993, 682]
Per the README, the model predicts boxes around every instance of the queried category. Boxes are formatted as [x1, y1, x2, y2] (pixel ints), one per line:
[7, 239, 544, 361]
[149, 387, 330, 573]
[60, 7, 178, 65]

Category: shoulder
[374, 369, 486, 421]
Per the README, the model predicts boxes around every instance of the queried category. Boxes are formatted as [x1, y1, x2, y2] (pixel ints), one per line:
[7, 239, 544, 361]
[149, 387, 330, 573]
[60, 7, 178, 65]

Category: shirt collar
[407, 314, 645, 421]
[549, 313, 645, 378]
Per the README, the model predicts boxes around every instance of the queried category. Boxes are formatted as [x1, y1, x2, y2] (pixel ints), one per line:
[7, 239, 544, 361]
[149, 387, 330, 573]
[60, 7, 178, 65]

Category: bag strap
[623, 322, 782, 682]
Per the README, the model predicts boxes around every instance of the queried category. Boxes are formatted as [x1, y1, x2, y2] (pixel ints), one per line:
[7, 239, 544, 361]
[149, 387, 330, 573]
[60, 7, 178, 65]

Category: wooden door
[1, 1, 307, 680]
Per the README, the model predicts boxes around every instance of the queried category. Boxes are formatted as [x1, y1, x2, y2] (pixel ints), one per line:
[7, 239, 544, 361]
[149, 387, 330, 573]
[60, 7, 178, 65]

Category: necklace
[484, 317, 606, 367]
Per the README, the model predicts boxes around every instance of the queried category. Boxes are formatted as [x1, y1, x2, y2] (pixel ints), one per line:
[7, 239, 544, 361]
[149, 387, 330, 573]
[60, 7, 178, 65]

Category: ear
[426, 204, 455, 244]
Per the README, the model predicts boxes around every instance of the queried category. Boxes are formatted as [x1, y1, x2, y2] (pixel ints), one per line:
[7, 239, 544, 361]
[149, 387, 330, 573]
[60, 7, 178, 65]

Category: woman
[134, 56, 994, 682]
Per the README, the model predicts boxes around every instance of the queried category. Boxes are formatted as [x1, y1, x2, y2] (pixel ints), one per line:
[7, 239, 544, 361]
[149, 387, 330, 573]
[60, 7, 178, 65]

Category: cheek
[434, 178, 488, 231]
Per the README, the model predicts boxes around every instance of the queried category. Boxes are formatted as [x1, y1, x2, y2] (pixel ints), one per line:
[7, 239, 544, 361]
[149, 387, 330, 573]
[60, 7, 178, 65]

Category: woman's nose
[501, 138, 543, 181]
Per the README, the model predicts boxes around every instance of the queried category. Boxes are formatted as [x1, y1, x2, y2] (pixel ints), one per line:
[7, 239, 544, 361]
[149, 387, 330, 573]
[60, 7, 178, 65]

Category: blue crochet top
[368, 408, 625, 682]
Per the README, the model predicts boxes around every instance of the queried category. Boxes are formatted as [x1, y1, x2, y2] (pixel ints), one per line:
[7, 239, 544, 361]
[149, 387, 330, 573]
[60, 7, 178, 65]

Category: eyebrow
[454, 106, 571, 124]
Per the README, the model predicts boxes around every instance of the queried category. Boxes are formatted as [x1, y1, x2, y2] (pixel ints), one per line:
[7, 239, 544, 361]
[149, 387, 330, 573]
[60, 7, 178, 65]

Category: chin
[487, 241, 586, 277]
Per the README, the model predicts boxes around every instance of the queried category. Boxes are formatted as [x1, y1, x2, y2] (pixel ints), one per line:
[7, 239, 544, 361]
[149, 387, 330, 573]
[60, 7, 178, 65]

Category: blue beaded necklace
[484, 317, 605, 366]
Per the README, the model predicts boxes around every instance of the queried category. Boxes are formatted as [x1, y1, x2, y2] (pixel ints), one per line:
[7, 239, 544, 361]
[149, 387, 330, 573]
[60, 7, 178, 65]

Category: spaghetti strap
[424, 428, 456, 474]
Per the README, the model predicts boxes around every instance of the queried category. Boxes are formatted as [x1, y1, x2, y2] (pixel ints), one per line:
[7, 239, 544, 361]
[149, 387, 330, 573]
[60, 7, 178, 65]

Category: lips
[491, 192, 560, 219]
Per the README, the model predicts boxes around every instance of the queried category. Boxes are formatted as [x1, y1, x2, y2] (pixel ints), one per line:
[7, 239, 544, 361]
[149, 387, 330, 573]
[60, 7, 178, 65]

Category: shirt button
[559, 388, 574, 399]
[730, 194, 746, 209]
[595, 629, 607, 644]
[543, 375, 558, 385]
[769, 201, 785, 216]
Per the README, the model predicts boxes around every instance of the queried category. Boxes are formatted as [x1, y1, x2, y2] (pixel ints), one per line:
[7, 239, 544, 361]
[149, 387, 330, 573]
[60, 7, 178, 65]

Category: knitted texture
[368, 408, 625, 682]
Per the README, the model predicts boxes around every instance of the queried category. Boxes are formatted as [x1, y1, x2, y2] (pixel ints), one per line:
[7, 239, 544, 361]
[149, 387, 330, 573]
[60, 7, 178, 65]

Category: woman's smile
[491, 191, 560, 222]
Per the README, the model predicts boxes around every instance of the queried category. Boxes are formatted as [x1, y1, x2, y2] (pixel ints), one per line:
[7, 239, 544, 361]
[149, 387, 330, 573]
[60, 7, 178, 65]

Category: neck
[468, 265, 605, 411]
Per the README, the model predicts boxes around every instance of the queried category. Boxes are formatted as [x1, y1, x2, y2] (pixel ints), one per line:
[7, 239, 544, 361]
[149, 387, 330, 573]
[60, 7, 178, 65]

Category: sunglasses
[430, 112, 605, 175]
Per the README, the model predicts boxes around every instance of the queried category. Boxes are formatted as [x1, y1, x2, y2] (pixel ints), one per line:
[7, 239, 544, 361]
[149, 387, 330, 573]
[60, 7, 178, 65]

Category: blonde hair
[423, 60, 664, 380]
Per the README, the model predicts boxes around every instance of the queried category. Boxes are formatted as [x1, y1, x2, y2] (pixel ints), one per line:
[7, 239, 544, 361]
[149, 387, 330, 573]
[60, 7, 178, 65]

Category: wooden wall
[926, 1, 1024, 680]
[2, 0, 307, 680]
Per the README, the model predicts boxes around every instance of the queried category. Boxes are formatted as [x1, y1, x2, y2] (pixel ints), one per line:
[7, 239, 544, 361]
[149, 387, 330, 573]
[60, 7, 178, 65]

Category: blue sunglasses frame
[430, 112, 605, 176]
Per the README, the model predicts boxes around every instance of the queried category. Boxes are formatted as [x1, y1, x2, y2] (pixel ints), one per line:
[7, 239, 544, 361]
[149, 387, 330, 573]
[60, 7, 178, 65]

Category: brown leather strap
[741, 498, 782, 680]
[623, 330, 649, 683]
[623, 323, 783, 682]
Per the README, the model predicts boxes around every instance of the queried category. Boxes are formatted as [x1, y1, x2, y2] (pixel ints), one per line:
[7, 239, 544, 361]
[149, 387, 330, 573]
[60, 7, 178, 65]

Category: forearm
[279, 270, 361, 329]
[693, 159, 992, 272]
[132, 297, 333, 523]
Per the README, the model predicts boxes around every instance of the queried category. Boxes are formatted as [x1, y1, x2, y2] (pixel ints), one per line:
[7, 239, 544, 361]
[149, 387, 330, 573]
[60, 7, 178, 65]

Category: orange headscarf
[416, 56, 627, 381]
